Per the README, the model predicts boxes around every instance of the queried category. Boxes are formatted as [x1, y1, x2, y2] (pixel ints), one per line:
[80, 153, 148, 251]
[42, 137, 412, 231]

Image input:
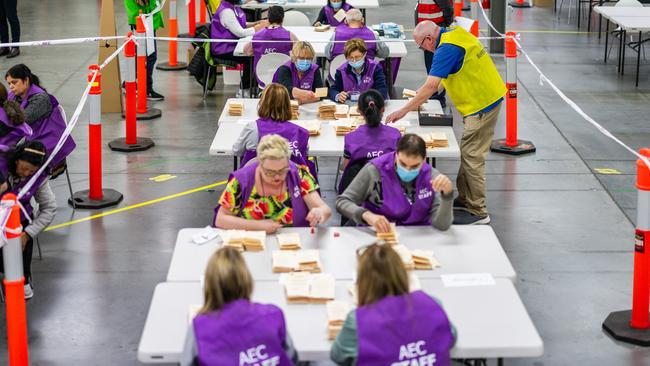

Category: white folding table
[137, 280, 543, 364]
[166, 226, 517, 282]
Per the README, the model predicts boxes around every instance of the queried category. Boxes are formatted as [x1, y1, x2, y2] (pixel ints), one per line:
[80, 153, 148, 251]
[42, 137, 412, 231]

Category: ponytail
[0, 83, 24, 126]
[6, 64, 43, 90]
[358, 89, 385, 128]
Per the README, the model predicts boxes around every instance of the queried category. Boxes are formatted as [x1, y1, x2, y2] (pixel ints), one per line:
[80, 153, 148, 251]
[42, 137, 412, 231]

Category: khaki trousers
[456, 103, 502, 217]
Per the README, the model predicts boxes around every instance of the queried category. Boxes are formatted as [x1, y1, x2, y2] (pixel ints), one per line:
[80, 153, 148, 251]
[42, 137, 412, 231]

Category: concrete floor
[0, 0, 648, 365]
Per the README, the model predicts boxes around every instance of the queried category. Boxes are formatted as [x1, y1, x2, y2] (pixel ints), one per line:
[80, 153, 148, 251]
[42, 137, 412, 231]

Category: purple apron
[193, 300, 294, 366]
[213, 161, 309, 227]
[0, 108, 32, 174]
[211, 1, 247, 55]
[10, 85, 76, 173]
[330, 25, 378, 60]
[339, 124, 400, 193]
[323, 3, 352, 26]
[356, 290, 454, 366]
[363, 152, 434, 225]
[338, 59, 379, 95]
[272, 61, 319, 91]
[252, 26, 293, 86]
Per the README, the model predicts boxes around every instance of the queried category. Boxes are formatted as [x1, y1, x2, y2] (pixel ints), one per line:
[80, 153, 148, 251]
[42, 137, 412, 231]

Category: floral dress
[218, 165, 319, 226]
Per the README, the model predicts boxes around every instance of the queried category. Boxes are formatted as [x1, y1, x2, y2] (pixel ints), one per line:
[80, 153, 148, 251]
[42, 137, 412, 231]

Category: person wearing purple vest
[5, 64, 76, 178]
[211, 0, 269, 95]
[325, 9, 388, 61]
[273, 42, 324, 104]
[185, 246, 298, 365]
[0, 141, 57, 300]
[216, 134, 331, 233]
[314, 0, 353, 27]
[337, 134, 453, 232]
[331, 243, 456, 366]
[329, 39, 388, 103]
[243, 6, 296, 88]
[0, 82, 31, 173]
[339, 89, 400, 195]
[233, 83, 316, 177]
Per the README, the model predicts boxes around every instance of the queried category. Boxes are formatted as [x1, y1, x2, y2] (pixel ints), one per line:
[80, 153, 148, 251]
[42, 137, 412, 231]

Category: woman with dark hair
[336, 134, 453, 232]
[0, 140, 57, 300]
[338, 89, 400, 194]
[0, 83, 30, 168]
[313, 0, 353, 27]
[5, 64, 76, 178]
[211, 0, 269, 97]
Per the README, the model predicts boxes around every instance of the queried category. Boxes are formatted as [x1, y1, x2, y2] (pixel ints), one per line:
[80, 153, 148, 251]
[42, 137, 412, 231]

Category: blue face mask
[396, 164, 420, 182]
[330, 1, 343, 9]
[349, 58, 365, 69]
[295, 59, 312, 72]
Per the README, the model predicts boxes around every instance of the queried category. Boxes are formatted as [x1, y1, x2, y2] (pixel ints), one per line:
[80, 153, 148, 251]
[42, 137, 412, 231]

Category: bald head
[413, 21, 440, 52]
[345, 9, 364, 27]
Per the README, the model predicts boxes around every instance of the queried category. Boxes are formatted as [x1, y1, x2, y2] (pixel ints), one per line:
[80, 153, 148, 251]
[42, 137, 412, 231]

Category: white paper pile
[222, 230, 266, 251]
[284, 273, 335, 304]
[228, 101, 244, 116]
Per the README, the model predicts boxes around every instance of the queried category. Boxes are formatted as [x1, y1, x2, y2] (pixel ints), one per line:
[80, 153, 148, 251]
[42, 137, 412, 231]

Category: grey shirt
[7, 176, 57, 237]
[336, 163, 453, 230]
[232, 120, 260, 157]
[15, 92, 53, 126]
[324, 28, 390, 60]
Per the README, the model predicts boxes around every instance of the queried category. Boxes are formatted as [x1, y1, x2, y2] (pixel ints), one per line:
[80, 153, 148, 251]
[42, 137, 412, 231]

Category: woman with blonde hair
[233, 83, 314, 176]
[272, 42, 324, 104]
[186, 247, 298, 365]
[216, 134, 331, 233]
[331, 243, 455, 365]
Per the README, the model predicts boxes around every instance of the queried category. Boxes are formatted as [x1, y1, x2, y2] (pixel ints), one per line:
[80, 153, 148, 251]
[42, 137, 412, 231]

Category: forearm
[431, 191, 454, 231]
[24, 181, 56, 237]
[376, 38, 390, 59]
[215, 210, 270, 230]
[336, 167, 375, 224]
[401, 79, 437, 113]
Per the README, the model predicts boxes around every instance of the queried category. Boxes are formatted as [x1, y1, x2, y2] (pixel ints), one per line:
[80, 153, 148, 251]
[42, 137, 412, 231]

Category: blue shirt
[428, 28, 502, 116]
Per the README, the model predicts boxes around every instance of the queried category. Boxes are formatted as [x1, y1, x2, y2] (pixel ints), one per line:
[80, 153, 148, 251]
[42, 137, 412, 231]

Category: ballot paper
[315, 87, 329, 98]
[191, 226, 221, 245]
[392, 245, 415, 270]
[441, 273, 496, 287]
[292, 120, 322, 136]
[221, 230, 266, 252]
[402, 88, 417, 98]
[334, 9, 346, 23]
[376, 223, 399, 245]
[277, 232, 302, 250]
[326, 300, 352, 340]
[315, 24, 331, 32]
[411, 249, 441, 270]
[284, 273, 335, 303]
[272, 250, 322, 273]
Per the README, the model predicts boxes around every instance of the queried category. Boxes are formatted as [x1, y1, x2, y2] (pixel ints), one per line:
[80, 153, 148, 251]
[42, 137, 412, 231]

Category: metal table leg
[385, 57, 394, 99]
[622, 30, 627, 75]
[636, 31, 642, 87]
[604, 19, 609, 62]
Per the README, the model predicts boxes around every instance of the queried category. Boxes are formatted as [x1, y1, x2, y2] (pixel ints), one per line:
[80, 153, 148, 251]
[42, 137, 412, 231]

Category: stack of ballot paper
[334, 104, 350, 119]
[228, 101, 244, 116]
[421, 132, 449, 148]
[392, 244, 415, 270]
[411, 249, 440, 270]
[326, 301, 352, 340]
[290, 100, 300, 120]
[293, 120, 321, 136]
[318, 101, 337, 120]
[314, 24, 330, 32]
[403, 88, 417, 98]
[272, 249, 321, 273]
[277, 232, 302, 250]
[376, 223, 398, 245]
[349, 106, 361, 117]
[222, 230, 266, 251]
[334, 118, 362, 136]
[284, 273, 335, 304]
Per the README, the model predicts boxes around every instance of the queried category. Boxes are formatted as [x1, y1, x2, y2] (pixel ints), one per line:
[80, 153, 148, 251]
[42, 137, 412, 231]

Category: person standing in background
[124, 0, 165, 101]
[0, 0, 21, 58]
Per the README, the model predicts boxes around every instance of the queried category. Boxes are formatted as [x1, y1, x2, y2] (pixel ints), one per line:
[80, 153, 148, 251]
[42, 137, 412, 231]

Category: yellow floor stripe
[45, 180, 227, 231]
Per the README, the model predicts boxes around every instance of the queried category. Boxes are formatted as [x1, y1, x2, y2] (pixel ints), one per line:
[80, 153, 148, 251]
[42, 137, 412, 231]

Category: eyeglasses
[348, 53, 366, 63]
[260, 165, 290, 177]
[417, 37, 428, 51]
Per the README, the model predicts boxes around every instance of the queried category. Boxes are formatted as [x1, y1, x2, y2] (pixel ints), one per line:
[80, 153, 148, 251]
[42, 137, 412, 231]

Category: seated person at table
[215, 134, 332, 233]
[336, 134, 453, 232]
[325, 9, 388, 61]
[232, 83, 316, 176]
[329, 39, 388, 103]
[185, 247, 298, 365]
[243, 6, 297, 87]
[313, 0, 354, 27]
[331, 243, 455, 366]
[211, 0, 269, 97]
[338, 89, 400, 195]
[273, 42, 324, 104]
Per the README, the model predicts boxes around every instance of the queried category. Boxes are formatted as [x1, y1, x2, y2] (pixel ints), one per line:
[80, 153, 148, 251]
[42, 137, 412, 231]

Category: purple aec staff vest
[10, 85, 76, 172]
[213, 161, 309, 227]
[323, 3, 352, 26]
[272, 61, 319, 91]
[363, 152, 434, 225]
[356, 291, 454, 366]
[252, 26, 293, 86]
[193, 299, 294, 366]
[338, 59, 379, 95]
[239, 118, 311, 170]
[211, 1, 247, 55]
[339, 124, 400, 193]
[330, 25, 377, 60]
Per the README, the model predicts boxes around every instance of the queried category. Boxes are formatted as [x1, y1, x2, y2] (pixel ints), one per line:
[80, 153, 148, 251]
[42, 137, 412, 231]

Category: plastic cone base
[156, 62, 188, 71]
[509, 1, 532, 7]
[109, 137, 155, 152]
[603, 310, 650, 346]
[68, 189, 123, 209]
[490, 139, 536, 155]
[136, 108, 162, 120]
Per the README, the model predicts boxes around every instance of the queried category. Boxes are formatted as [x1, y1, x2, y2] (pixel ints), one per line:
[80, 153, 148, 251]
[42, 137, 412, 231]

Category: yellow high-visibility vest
[439, 27, 506, 116]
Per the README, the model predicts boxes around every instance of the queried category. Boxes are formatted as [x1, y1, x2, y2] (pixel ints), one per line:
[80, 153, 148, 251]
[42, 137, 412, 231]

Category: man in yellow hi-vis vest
[386, 20, 506, 225]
